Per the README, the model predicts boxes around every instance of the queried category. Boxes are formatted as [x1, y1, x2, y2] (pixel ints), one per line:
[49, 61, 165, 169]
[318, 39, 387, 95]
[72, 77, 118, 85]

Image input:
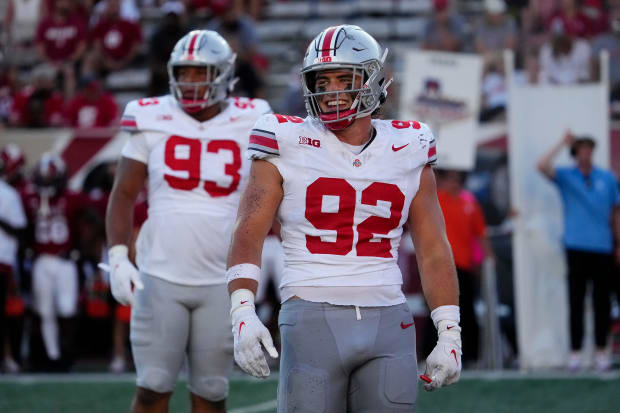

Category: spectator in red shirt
[10, 64, 66, 127]
[546, 0, 589, 38]
[36, 0, 87, 65]
[83, 0, 142, 78]
[580, 0, 609, 38]
[65, 77, 118, 128]
[436, 169, 494, 366]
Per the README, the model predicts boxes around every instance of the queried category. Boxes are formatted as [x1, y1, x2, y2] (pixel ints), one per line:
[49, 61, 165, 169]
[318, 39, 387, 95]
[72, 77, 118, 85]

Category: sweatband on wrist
[226, 263, 260, 284]
[230, 289, 255, 315]
[108, 245, 129, 264]
[430, 305, 460, 330]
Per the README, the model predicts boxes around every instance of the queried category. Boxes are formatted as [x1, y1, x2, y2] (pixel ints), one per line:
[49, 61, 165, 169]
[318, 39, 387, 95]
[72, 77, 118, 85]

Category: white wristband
[226, 263, 261, 284]
[430, 305, 460, 330]
[230, 289, 255, 315]
[108, 245, 129, 265]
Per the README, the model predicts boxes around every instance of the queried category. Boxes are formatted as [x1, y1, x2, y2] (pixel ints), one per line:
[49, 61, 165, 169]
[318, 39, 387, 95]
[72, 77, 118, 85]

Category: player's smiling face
[314, 69, 363, 114]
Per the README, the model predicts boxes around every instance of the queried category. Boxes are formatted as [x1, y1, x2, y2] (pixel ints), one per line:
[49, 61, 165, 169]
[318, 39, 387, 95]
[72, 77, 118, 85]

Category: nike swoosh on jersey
[400, 321, 414, 329]
[392, 143, 409, 152]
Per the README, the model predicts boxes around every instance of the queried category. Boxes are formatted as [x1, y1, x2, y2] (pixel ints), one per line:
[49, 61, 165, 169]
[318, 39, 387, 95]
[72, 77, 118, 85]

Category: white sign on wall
[399, 50, 483, 170]
[506, 53, 609, 369]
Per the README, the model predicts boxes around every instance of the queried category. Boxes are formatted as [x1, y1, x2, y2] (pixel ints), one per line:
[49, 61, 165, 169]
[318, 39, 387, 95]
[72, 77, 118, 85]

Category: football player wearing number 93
[227, 25, 462, 411]
[104, 30, 271, 413]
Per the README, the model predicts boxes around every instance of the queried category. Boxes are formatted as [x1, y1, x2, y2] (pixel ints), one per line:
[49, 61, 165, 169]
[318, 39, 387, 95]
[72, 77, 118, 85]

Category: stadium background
[1, 0, 620, 411]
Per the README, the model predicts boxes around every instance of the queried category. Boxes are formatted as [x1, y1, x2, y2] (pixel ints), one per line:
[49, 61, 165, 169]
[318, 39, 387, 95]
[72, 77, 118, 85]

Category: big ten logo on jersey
[163, 135, 241, 197]
[298, 136, 321, 148]
[305, 178, 405, 258]
[233, 97, 255, 110]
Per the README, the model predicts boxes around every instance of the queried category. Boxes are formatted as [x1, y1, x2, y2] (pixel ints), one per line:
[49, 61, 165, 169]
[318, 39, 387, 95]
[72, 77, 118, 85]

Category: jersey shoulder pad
[247, 113, 308, 160]
[120, 96, 169, 133]
[228, 97, 272, 122]
[412, 121, 437, 166]
[380, 119, 436, 167]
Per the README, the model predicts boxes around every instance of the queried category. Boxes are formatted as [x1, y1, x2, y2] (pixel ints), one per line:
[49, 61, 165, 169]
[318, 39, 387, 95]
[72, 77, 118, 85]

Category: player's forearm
[105, 190, 135, 247]
[226, 229, 263, 296]
[228, 278, 258, 295]
[227, 224, 264, 268]
[418, 240, 459, 310]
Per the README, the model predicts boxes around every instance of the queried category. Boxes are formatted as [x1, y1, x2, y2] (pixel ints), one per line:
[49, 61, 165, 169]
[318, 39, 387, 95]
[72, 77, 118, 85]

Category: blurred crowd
[0, 0, 268, 128]
[1, 0, 619, 129]
[0, 142, 148, 373]
[0, 0, 619, 374]
[422, 0, 620, 121]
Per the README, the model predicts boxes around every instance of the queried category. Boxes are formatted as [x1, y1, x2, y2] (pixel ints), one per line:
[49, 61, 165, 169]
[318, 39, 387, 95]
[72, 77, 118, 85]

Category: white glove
[98, 245, 143, 307]
[422, 305, 462, 391]
[230, 289, 278, 378]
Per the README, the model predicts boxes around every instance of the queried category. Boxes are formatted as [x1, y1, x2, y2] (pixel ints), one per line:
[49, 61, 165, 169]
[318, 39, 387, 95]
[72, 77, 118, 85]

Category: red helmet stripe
[187, 32, 200, 61]
[321, 27, 338, 57]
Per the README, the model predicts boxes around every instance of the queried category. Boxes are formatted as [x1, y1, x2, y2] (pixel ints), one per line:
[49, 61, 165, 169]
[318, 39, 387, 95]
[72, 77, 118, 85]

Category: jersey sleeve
[410, 121, 437, 168]
[119, 100, 139, 133]
[247, 114, 280, 160]
[120, 133, 149, 164]
[252, 98, 273, 116]
[119, 100, 149, 163]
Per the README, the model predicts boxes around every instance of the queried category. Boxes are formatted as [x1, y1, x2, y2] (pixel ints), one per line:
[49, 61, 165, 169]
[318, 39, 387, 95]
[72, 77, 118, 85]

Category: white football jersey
[120, 95, 271, 285]
[248, 114, 436, 290]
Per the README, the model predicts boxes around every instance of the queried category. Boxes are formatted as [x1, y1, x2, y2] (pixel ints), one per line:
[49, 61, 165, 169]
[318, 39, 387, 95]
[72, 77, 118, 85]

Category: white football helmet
[168, 30, 237, 113]
[301, 25, 392, 130]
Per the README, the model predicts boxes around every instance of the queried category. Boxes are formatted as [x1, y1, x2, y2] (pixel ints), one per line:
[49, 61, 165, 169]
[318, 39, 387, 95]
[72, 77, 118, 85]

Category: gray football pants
[130, 274, 233, 401]
[277, 299, 418, 413]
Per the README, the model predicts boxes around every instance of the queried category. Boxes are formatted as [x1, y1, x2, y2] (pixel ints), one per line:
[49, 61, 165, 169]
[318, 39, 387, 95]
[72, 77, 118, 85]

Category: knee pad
[189, 376, 229, 401]
[137, 367, 175, 394]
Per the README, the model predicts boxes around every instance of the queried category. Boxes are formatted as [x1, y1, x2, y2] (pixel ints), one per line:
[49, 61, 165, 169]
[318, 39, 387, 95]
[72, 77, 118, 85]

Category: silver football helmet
[168, 30, 237, 112]
[301, 25, 392, 130]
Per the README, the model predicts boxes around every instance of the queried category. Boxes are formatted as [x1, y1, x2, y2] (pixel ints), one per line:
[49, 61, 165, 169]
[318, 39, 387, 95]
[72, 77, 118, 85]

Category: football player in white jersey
[226, 25, 462, 412]
[104, 30, 271, 413]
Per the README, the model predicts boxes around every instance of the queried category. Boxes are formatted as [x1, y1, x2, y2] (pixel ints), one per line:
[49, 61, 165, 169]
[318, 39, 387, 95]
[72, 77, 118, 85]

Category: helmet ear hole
[305, 72, 317, 93]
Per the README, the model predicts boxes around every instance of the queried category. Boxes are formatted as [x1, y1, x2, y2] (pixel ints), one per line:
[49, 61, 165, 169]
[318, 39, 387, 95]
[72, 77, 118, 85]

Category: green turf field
[1, 373, 619, 413]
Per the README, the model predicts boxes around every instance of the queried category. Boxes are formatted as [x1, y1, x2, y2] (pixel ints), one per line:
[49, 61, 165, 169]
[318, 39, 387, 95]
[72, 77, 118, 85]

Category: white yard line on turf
[229, 399, 277, 413]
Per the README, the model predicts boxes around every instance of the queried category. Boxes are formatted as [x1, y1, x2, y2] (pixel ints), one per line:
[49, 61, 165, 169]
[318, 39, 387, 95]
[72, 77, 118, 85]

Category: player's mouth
[321, 98, 351, 113]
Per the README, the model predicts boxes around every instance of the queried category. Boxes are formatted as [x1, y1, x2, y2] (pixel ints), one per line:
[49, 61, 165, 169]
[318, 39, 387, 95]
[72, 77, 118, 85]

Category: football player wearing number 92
[227, 25, 462, 412]
[104, 30, 272, 413]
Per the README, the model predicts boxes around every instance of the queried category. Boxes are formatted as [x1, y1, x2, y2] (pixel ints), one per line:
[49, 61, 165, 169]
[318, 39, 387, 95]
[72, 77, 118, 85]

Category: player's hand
[423, 321, 462, 391]
[99, 245, 143, 307]
[231, 305, 278, 378]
